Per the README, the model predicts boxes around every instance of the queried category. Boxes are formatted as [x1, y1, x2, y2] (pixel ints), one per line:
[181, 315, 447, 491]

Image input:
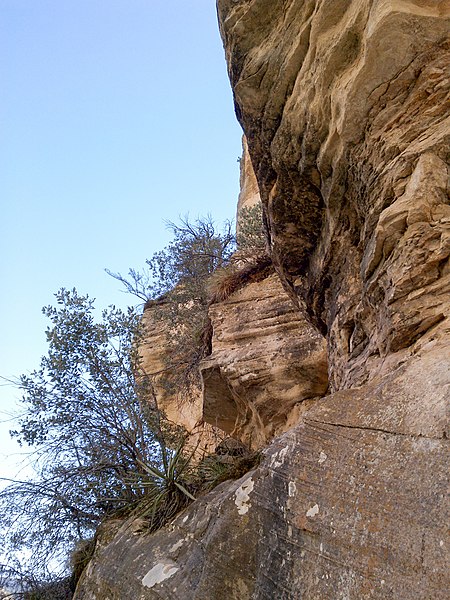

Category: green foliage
[107, 215, 235, 304]
[236, 203, 266, 256]
[0, 289, 167, 579]
[108, 216, 235, 393]
[133, 440, 196, 532]
[1, 211, 268, 591]
[131, 442, 261, 533]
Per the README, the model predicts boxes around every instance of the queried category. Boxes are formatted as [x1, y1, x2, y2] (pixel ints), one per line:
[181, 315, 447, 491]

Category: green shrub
[236, 203, 266, 256]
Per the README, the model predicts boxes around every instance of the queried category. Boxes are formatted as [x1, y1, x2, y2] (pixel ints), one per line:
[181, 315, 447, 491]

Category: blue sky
[0, 0, 242, 476]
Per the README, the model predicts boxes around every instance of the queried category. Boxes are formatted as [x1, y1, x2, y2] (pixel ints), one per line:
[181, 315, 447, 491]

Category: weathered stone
[218, 0, 450, 389]
[75, 2, 450, 598]
[201, 273, 328, 448]
[74, 344, 449, 598]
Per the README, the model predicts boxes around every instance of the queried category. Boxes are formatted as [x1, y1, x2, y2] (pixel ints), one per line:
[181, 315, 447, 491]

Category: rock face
[75, 383, 448, 599]
[139, 305, 204, 432]
[201, 273, 328, 448]
[217, 0, 450, 390]
[74, 2, 450, 599]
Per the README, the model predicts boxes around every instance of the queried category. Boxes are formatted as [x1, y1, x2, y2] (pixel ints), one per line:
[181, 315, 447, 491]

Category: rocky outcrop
[75, 2, 449, 598]
[217, 0, 450, 390]
[201, 273, 327, 447]
[138, 136, 328, 451]
[75, 368, 448, 599]
[138, 305, 219, 456]
[237, 135, 261, 217]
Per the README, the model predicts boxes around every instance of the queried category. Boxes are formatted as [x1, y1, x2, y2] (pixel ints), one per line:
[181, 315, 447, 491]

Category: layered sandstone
[217, 0, 450, 389]
[75, 2, 449, 598]
[201, 273, 328, 447]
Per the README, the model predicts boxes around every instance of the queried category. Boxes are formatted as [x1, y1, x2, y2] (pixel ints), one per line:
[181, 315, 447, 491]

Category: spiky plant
[134, 442, 196, 532]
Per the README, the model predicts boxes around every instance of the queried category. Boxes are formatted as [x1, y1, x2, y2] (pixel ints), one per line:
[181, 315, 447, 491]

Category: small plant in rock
[208, 204, 272, 303]
[129, 435, 261, 532]
[134, 440, 196, 532]
[69, 538, 96, 591]
[236, 203, 267, 258]
[196, 448, 262, 490]
[207, 254, 273, 303]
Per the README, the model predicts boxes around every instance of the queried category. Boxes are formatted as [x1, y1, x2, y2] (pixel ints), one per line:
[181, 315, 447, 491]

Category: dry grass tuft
[207, 254, 273, 304]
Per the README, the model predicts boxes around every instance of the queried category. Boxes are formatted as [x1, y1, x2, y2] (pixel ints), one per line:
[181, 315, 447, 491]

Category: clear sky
[0, 0, 242, 477]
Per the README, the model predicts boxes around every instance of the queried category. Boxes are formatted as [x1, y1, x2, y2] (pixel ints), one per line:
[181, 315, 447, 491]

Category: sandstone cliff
[202, 273, 327, 447]
[74, 2, 449, 598]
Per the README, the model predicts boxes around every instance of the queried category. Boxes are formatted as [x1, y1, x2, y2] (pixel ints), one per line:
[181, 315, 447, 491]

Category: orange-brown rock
[218, 0, 450, 389]
[74, 2, 450, 599]
[201, 273, 328, 448]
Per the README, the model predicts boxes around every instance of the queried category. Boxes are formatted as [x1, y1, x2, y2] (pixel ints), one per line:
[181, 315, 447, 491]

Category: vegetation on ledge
[0, 207, 267, 598]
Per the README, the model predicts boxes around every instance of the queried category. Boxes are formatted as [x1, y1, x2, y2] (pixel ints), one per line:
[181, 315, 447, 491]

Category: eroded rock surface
[218, 0, 450, 389]
[75, 346, 449, 598]
[75, 2, 449, 598]
[201, 273, 328, 447]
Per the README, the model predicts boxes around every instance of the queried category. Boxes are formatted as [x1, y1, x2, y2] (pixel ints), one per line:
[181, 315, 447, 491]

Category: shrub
[107, 216, 235, 394]
[1, 209, 268, 589]
[133, 440, 196, 532]
[0, 290, 184, 581]
[109, 208, 269, 394]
